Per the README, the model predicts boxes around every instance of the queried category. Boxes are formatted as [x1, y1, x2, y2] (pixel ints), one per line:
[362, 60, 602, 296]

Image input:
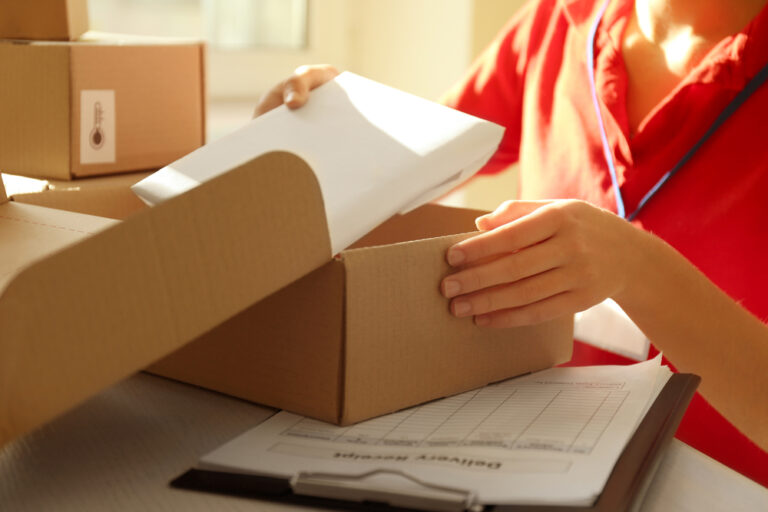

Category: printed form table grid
[281, 380, 629, 455]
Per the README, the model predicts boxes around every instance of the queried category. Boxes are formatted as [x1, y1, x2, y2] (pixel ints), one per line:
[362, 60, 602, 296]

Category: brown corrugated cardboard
[149, 204, 574, 425]
[0, 152, 330, 449]
[0, 0, 89, 40]
[0, 197, 117, 294]
[0, 151, 572, 451]
[0, 37, 205, 180]
[9, 172, 151, 219]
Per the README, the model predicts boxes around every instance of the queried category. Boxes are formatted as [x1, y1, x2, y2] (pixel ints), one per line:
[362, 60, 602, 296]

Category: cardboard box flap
[340, 233, 574, 424]
[0, 202, 115, 293]
[0, 151, 331, 447]
[0, 178, 7, 203]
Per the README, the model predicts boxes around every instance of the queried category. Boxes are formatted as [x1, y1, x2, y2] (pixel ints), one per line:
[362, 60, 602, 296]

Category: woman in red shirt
[256, 0, 768, 486]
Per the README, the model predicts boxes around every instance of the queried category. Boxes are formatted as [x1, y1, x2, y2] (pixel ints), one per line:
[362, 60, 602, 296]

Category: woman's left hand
[441, 199, 643, 327]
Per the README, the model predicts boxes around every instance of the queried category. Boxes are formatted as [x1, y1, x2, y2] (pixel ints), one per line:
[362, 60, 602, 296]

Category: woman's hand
[253, 64, 340, 117]
[442, 199, 768, 449]
[441, 199, 644, 327]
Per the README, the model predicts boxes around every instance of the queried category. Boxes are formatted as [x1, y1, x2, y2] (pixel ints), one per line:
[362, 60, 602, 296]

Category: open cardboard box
[0, 151, 572, 448]
[149, 204, 574, 424]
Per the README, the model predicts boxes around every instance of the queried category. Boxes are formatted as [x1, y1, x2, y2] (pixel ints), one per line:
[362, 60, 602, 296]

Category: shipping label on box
[79, 90, 116, 165]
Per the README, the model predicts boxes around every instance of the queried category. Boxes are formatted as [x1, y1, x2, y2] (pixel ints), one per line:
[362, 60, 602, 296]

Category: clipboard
[171, 373, 700, 512]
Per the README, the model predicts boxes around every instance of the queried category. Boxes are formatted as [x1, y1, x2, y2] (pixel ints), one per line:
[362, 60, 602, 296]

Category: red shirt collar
[693, 2, 768, 90]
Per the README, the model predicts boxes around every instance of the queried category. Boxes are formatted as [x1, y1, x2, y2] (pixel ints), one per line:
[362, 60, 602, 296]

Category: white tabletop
[1, 373, 766, 511]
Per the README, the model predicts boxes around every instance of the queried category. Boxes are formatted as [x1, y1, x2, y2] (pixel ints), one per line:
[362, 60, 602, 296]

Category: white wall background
[207, 0, 351, 100]
[344, 0, 474, 102]
[208, 0, 477, 102]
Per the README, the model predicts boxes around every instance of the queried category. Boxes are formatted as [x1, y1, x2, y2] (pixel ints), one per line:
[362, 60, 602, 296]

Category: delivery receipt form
[284, 381, 629, 454]
[199, 357, 670, 506]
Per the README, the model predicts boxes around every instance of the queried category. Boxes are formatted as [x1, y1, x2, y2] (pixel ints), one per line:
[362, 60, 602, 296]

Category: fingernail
[285, 91, 296, 104]
[475, 315, 490, 326]
[453, 300, 472, 316]
[447, 248, 466, 266]
[442, 280, 461, 298]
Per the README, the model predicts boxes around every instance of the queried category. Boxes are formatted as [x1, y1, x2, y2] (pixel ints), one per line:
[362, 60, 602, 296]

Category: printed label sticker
[80, 90, 116, 164]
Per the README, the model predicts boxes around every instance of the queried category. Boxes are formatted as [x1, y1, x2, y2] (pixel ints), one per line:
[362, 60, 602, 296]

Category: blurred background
[89, 0, 527, 210]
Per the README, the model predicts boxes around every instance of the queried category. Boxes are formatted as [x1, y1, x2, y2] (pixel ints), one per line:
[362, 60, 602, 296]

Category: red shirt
[444, 0, 768, 487]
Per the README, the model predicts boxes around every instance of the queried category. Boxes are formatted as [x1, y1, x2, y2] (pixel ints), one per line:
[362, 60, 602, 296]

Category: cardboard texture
[149, 204, 574, 425]
[0, 0, 89, 40]
[0, 37, 205, 180]
[0, 152, 331, 449]
[10, 172, 151, 220]
[0, 151, 572, 451]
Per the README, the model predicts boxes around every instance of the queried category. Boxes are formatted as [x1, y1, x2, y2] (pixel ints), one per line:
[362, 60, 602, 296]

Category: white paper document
[132, 72, 505, 254]
[199, 357, 670, 507]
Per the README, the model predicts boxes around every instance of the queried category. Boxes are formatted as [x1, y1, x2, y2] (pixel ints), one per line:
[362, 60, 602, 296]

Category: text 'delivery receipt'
[131, 72, 505, 254]
[199, 357, 670, 507]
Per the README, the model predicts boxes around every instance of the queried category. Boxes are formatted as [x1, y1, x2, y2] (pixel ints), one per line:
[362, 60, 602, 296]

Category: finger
[253, 65, 339, 117]
[474, 291, 577, 328]
[447, 206, 560, 267]
[253, 85, 287, 117]
[475, 200, 553, 231]
[284, 64, 340, 109]
[449, 267, 571, 318]
[441, 239, 562, 298]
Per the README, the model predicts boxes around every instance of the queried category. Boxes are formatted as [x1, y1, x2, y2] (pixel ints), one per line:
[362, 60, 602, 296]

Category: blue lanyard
[587, 0, 768, 221]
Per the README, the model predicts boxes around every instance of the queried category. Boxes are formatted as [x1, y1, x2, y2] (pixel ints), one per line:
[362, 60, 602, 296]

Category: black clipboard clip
[291, 468, 483, 512]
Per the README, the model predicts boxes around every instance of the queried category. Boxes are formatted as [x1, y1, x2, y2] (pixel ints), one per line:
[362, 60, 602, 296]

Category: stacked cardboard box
[0, 0, 90, 41]
[0, 0, 205, 191]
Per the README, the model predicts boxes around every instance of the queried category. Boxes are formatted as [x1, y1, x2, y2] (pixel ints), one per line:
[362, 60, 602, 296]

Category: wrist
[611, 223, 660, 314]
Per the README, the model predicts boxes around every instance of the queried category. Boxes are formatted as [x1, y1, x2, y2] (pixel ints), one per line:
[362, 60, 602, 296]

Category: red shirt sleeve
[441, 1, 540, 175]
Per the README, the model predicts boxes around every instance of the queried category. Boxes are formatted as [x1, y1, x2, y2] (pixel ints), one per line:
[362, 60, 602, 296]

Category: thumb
[475, 200, 553, 230]
[284, 64, 340, 109]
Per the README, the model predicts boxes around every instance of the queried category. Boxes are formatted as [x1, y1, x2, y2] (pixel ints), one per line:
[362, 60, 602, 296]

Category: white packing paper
[132, 72, 505, 254]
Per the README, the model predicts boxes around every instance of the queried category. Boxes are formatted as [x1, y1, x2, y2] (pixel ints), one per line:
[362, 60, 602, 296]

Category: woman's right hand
[253, 64, 340, 118]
